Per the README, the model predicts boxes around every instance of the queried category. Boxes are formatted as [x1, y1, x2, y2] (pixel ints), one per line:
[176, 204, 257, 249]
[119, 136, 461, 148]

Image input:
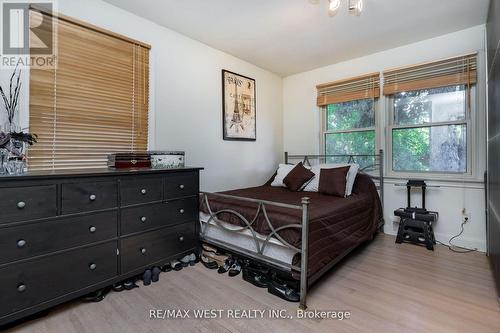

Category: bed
[199, 151, 384, 309]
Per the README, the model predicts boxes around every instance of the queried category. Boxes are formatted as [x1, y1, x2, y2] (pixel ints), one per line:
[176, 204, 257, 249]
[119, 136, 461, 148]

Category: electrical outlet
[463, 214, 470, 224]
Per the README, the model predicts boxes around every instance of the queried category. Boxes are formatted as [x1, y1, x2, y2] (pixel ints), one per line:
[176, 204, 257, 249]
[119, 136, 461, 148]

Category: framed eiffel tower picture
[222, 69, 256, 141]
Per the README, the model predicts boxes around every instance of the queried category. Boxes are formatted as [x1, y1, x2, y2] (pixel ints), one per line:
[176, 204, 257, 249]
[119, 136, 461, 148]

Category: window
[317, 73, 380, 168]
[391, 86, 468, 173]
[323, 99, 376, 167]
[28, 8, 150, 170]
[384, 54, 477, 175]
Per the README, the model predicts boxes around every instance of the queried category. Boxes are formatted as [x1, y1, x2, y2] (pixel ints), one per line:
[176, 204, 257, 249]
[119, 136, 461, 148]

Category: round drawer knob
[141, 216, 147, 223]
[17, 239, 27, 248]
[141, 189, 147, 195]
[17, 201, 26, 209]
[140, 248, 147, 254]
[89, 226, 97, 233]
[89, 263, 97, 270]
[179, 209, 185, 214]
[17, 284, 26, 293]
[179, 236, 184, 242]
[179, 184, 185, 189]
[89, 194, 96, 201]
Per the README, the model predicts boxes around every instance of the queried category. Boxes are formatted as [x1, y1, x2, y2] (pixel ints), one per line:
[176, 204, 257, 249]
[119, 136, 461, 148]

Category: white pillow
[303, 163, 359, 196]
[270, 164, 296, 187]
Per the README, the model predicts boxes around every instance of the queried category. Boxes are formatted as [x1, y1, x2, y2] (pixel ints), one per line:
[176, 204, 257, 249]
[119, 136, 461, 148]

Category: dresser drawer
[121, 223, 196, 274]
[164, 172, 198, 199]
[0, 211, 117, 265]
[120, 177, 163, 206]
[121, 197, 197, 235]
[0, 242, 117, 317]
[0, 185, 57, 224]
[62, 181, 118, 214]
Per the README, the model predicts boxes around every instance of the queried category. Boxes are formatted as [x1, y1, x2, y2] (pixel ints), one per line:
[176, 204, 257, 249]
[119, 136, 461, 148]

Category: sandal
[201, 255, 219, 270]
[202, 250, 227, 266]
[228, 260, 242, 277]
[217, 258, 234, 274]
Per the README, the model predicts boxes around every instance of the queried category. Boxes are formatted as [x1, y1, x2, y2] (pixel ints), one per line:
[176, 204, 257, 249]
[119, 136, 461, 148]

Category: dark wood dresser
[0, 167, 202, 325]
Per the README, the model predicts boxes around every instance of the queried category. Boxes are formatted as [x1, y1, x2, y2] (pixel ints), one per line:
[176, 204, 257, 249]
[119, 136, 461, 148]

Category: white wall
[0, 0, 283, 192]
[283, 25, 488, 251]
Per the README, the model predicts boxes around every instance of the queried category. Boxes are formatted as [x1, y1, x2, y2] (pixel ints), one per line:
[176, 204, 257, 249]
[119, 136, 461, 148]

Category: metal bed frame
[199, 150, 384, 310]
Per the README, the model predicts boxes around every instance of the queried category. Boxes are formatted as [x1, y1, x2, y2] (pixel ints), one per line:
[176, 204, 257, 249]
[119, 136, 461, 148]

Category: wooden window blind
[29, 9, 150, 170]
[316, 73, 380, 106]
[383, 53, 477, 95]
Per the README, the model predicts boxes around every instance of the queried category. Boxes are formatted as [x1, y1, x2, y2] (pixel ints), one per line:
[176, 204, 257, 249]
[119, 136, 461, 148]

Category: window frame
[386, 85, 476, 180]
[320, 98, 379, 157]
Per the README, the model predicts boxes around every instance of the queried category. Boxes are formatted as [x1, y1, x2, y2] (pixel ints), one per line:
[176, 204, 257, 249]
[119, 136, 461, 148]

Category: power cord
[436, 217, 478, 253]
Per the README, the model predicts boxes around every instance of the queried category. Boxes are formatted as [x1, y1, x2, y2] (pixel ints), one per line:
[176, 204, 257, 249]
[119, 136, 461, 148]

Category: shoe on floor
[228, 260, 242, 277]
[152, 266, 161, 282]
[171, 259, 183, 271]
[161, 263, 172, 272]
[189, 253, 197, 266]
[242, 268, 270, 288]
[267, 279, 300, 302]
[112, 283, 125, 292]
[143, 269, 152, 286]
[217, 258, 235, 274]
[123, 280, 139, 290]
[180, 255, 191, 267]
[202, 250, 227, 266]
[201, 255, 219, 270]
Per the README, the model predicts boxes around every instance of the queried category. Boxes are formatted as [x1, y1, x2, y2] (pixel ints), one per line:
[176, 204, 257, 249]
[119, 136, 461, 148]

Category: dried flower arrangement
[0, 65, 37, 158]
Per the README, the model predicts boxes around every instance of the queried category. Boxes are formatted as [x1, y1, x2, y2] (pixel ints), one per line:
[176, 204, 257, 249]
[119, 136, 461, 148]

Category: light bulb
[329, 0, 341, 14]
[349, 0, 363, 15]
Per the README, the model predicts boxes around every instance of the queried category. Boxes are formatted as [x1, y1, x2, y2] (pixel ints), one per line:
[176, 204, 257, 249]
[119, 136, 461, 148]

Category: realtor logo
[1, 1, 56, 69]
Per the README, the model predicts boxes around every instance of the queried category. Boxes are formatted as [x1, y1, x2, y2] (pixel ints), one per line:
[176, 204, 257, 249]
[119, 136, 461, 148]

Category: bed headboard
[284, 150, 384, 208]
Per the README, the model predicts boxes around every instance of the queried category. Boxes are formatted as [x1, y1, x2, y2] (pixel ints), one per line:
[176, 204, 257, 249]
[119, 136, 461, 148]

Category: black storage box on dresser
[0, 167, 202, 326]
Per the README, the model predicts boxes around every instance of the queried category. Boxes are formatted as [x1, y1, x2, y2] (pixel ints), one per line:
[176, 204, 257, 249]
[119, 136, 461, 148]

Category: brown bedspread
[200, 173, 382, 278]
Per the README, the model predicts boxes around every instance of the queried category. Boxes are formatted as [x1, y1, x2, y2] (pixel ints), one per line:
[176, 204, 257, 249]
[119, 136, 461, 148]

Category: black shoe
[217, 258, 234, 274]
[112, 283, 125, 292]
[161, 263, 172, 272]
[171, 260, 183, 271]
[228, 260, 242, 277]
[152, 266, 161, 282]
[143, 269, 152, 286]
[242, 268, 270, 288]
[123, 280, 139, 290]
[267, 280, 300, 302]
[82, 287, 110, 302]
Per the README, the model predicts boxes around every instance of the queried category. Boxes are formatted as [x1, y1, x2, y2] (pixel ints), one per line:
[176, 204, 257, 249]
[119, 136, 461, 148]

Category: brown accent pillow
[318, 166, 350, 197]
[283, 162, 315, 191]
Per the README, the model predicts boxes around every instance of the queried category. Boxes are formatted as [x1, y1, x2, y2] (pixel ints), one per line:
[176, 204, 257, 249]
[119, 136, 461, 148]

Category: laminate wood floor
[5, 234, 500, 333]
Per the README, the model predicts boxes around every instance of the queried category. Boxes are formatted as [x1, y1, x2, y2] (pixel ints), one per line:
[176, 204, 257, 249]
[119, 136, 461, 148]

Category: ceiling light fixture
[349, 0, 363, 16]
[328, 0, 341, 16]
[310, 0, 364, 17]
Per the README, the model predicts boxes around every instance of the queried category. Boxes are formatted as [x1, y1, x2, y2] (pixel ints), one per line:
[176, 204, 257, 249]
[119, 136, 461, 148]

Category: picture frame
[222, 69, 256, 141]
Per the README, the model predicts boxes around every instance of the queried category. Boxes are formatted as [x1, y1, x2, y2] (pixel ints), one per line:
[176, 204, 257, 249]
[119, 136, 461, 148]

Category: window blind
[29, 9, 150, 170]
[383, 53, 477, 95]
[316, 73, 380, 106]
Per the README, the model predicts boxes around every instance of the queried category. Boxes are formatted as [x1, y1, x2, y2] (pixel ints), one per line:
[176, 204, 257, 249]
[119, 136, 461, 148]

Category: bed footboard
[199, 192, 311, 309]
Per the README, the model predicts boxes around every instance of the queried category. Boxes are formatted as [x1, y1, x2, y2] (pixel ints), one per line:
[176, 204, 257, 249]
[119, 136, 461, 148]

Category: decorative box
[149, 151, 185, 169]
[107, 152, 151, 168]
